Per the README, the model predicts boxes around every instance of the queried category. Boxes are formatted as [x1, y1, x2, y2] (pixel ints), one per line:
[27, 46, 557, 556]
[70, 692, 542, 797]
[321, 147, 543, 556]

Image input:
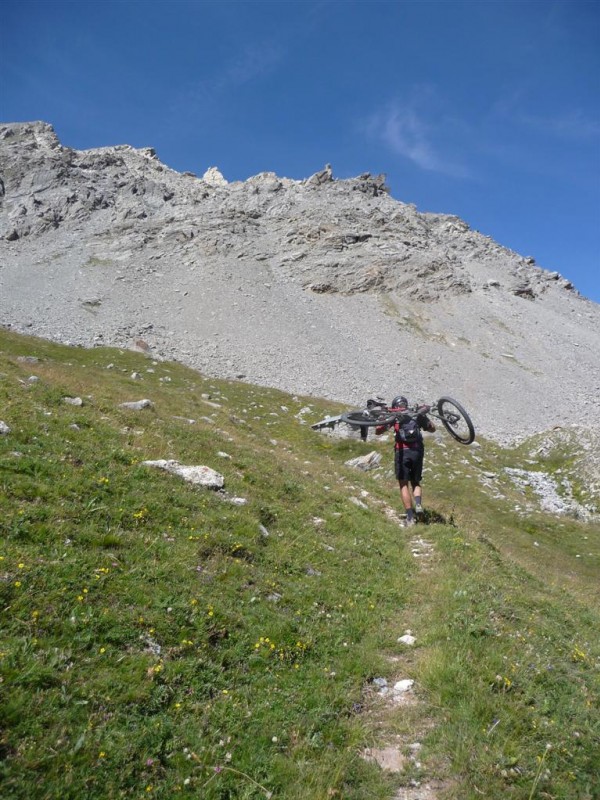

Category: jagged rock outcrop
[1, 121, 572, 299]
[1, 121, 599, 448]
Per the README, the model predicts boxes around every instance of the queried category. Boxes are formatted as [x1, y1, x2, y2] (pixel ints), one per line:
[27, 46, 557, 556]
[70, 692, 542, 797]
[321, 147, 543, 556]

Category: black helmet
[391, 395, 408, 408]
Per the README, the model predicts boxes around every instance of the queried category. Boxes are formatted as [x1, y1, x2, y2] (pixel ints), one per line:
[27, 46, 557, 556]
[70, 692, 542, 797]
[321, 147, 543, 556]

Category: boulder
[120, 399, 153, 410]
[345, 451, 382, 471]
[142, 459, 224, 489]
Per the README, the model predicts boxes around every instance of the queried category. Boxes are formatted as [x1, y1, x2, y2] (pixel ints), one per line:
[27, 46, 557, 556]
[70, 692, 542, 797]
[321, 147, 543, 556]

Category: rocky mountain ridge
[1, 121, 599, 451]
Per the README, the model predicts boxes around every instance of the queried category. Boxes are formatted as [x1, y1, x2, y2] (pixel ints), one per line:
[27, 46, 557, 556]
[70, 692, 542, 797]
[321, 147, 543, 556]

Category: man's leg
[413, 483, 423, 516]
[399, 481, 415, 524]
[399, 480, 413, 511]
[396, 449, 415, 524]
[411, 451, 425, 518]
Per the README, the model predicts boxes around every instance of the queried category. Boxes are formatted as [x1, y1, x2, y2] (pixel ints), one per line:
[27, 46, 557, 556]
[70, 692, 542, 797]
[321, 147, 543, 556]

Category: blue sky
[1, 0, 599, 302]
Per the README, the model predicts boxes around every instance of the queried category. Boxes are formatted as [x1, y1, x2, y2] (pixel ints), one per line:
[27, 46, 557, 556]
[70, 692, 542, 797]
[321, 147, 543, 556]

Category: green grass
[0, 329, 598, 799]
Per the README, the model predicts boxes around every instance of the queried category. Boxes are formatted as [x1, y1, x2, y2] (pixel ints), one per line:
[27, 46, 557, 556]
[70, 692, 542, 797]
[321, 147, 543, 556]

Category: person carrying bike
[376, 395, 436, 526]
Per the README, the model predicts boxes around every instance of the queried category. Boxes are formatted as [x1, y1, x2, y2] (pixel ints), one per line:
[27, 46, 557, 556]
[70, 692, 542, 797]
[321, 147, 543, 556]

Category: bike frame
[338, 396, 475, 445]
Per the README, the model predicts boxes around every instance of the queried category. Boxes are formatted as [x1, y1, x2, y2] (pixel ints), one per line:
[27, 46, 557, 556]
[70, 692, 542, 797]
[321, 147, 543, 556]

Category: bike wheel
[436, 397, 475, 444]
[341, 410, 397, 428]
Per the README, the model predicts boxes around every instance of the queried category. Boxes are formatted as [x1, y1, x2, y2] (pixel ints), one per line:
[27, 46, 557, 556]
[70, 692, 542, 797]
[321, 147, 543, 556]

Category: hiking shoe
[415, 504, 424, 517]
[405, 516, 416, 527]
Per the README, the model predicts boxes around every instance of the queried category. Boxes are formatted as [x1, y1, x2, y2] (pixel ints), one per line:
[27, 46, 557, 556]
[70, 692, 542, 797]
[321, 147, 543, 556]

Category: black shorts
[395, 447, 424, 484]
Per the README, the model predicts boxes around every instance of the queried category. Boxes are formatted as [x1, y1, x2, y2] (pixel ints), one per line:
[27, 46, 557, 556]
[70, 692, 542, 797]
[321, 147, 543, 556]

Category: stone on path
[63, 396, 83, 406]
[392, 679, 415, 705]
[362, 746, 406, 772]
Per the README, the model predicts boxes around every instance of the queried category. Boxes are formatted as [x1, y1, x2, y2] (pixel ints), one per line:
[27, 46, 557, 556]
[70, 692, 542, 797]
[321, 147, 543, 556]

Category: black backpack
[395, 415, 421, 445]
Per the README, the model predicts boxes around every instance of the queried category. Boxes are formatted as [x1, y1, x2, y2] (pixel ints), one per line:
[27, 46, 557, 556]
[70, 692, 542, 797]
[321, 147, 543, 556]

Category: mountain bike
[337, 396, 475, 445]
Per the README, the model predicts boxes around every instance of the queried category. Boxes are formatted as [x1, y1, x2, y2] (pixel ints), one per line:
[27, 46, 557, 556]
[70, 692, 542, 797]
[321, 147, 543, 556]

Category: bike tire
[436, 397, 475, 445]
[341, 411, 397, 428]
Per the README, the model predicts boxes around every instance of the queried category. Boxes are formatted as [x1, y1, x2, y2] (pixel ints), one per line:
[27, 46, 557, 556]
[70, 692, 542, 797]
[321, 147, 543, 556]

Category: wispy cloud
[173, 42, 284, 114]
[491, 88, 600, 141]
[520, 109, 600, 140]
[365, 100, 471, 179]
[213, 42, 283, 93]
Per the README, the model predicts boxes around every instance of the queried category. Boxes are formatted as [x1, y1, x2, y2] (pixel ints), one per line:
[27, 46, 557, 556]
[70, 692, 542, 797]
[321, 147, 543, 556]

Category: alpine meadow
[0, 330, 598, 800]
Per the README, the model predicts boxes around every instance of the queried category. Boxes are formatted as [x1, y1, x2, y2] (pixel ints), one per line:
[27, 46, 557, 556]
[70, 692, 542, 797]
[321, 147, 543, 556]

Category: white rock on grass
[295, 406, 312, 423]
[63, 396, 83, 406]
[142, 460, 224, 489]
[120, 399, 153, 410]
[345, 451, 382, 471]
[0, 421, 11, 435]
[398, 633, 417, 646]
[349, 497, 368, 509]
[201, 398, 222, 409]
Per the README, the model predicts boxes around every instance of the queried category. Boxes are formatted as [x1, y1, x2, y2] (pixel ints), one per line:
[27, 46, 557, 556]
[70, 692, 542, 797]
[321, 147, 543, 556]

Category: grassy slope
[0, 330, 598, 800]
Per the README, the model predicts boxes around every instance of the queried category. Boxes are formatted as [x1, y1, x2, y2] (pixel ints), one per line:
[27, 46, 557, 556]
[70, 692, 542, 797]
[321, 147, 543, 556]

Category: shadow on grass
[420, 508, 455, 526]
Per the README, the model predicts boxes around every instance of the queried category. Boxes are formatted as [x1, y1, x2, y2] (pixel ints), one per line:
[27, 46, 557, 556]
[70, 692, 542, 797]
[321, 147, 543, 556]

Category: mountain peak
[0, 122, 598, 443]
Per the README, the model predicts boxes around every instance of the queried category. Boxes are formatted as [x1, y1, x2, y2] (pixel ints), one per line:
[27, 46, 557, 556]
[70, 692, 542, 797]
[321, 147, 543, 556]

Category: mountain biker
[376, 395, 436, 526]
